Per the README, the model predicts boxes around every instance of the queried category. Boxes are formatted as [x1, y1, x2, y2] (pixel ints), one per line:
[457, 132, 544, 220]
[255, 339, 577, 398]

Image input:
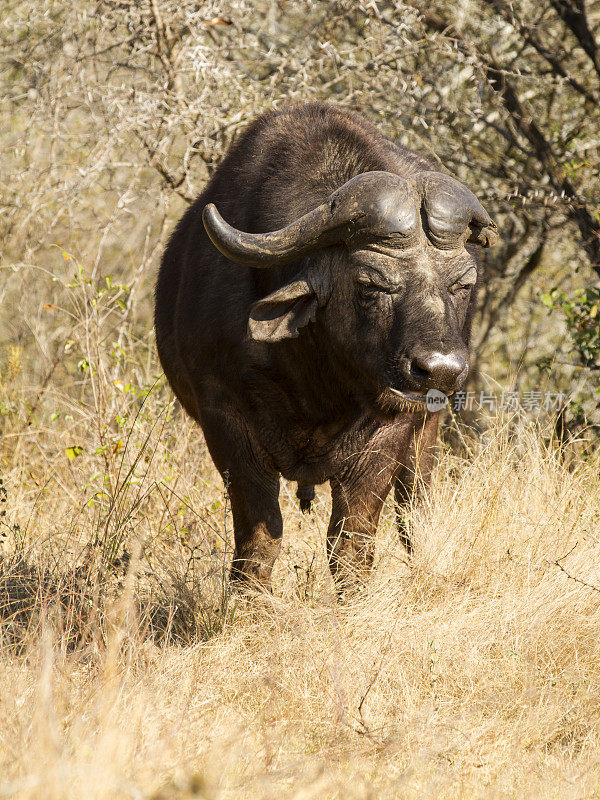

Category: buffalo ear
[248, 277, 318, 342]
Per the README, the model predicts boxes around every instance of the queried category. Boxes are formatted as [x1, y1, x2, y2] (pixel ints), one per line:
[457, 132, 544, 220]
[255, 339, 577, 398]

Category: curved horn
[412, 172, 498, 249]
[202, 172, 419, 268]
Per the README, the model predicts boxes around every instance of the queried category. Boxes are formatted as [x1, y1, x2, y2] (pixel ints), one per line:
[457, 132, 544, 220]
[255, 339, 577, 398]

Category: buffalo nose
[409, 352, 468, 394]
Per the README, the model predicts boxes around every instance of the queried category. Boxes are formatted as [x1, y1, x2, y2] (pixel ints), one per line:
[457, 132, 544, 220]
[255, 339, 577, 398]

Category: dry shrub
[1, 412, 600, 799]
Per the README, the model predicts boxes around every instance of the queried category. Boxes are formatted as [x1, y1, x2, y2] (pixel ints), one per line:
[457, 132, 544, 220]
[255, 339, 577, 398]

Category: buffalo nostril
[409, 352, 468, 393]
[409, 362, 430, 382]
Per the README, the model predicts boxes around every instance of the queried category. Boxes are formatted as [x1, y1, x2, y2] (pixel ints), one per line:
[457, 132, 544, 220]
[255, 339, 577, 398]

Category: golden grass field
[2, 330, 600, 800]
[2, 3, 599, 794]
[0, 255, 596, 799]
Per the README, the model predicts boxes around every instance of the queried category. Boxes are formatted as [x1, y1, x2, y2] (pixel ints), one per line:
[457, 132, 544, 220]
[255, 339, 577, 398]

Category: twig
[548, 542, 600, 593]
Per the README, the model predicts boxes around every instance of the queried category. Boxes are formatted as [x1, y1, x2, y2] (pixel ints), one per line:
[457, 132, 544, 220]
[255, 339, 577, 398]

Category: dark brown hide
[155, 103, 495, 589]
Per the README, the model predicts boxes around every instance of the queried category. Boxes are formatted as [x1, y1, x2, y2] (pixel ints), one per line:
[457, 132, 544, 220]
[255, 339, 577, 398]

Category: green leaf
[65, 445, 84, 461]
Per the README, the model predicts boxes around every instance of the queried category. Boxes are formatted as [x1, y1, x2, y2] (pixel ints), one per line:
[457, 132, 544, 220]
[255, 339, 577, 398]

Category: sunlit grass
[1, 404, 599, 799]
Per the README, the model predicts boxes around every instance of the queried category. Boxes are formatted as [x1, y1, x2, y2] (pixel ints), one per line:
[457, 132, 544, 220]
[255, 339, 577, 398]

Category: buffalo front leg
[199, 405, 283, 590]
[226, 474, 283, 588]
[327, 459, 398, 590]
[395, 414, 440, 555]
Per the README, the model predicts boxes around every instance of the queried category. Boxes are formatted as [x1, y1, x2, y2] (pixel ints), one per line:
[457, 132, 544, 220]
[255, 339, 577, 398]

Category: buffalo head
[202, 170, 497, 412]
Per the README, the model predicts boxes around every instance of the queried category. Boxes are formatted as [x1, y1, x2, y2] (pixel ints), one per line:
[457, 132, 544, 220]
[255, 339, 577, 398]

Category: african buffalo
[155, 103, 496, 589]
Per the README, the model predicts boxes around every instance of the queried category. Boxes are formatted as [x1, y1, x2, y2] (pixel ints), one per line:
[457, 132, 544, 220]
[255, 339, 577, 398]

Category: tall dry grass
[2, 351, 600, 799]
[0, 255, 597, 799]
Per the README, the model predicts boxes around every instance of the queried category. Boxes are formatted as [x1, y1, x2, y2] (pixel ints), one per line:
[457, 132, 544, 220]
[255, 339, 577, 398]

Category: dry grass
[1, 384, 600, 799]
[2, 12, 598, 791]
[0, 251, 598, 800]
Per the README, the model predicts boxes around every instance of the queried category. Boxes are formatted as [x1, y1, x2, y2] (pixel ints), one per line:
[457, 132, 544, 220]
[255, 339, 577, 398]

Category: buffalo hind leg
[395, 414, 440, 555]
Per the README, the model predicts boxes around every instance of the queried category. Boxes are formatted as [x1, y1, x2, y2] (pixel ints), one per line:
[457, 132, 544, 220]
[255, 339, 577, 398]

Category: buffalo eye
[356, 282, 394, 312]
[356, 277, 400, 296]
[449, 266, 477, 297]
[358, 282, 383, 297]
[449, 282, 472, 297]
